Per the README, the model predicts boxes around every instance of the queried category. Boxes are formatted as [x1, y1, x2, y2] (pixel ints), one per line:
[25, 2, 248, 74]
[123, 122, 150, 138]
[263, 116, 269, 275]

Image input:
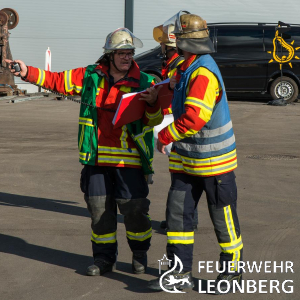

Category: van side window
[264, 28, 300, 52]
[216, 28, 263, 53]
[209, 26, 217, 48]
[264, 28, 277, 50]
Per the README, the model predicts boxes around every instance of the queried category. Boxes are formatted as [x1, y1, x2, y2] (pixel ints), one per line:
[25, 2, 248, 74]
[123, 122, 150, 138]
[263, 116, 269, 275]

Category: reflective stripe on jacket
[23, 63, 159, 173]
[169, 54, 237, 176]
[172, 55, 236, 159]
[79, 65, 155, 174]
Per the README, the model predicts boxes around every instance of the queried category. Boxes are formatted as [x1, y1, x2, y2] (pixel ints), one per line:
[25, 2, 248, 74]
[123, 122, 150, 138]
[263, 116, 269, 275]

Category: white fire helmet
[103, 28, 143, 53]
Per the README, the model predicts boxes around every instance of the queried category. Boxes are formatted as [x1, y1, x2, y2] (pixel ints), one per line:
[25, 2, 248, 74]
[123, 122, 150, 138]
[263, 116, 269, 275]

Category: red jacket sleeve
[158, 67, 220, 145]
[24, 66, 87, 96]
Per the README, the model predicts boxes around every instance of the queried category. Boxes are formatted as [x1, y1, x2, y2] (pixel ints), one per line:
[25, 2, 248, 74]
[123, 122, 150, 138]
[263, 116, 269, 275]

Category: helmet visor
[153, 25, 164, 43]
[162, 10, 190, 36]
[153, 24, 176, 45]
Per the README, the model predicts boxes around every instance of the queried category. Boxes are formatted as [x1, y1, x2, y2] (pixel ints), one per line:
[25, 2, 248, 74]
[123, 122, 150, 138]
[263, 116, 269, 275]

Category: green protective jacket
[78, 64, 155, 175]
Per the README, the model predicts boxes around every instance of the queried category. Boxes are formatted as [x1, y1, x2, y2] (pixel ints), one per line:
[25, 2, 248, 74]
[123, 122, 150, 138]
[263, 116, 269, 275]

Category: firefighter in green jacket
[6, 28, 163, 276]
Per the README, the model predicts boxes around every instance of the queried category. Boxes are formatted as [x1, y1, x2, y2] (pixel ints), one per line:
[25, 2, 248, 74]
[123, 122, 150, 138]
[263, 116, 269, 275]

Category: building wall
[1, 0, 125, 92]
[1, 0, 299, 92]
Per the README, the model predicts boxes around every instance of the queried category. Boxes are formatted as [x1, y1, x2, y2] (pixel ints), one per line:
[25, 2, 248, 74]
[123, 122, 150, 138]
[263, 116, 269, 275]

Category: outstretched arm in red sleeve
[24, 66, 87, 96]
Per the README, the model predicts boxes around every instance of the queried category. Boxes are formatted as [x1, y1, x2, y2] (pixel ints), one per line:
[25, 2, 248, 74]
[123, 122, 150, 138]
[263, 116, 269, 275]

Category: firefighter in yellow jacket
[149, 12, 243, 294]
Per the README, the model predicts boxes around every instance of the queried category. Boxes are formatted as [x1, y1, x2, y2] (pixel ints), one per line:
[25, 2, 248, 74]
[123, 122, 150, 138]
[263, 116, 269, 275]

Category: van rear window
[216, 28, 263, 52]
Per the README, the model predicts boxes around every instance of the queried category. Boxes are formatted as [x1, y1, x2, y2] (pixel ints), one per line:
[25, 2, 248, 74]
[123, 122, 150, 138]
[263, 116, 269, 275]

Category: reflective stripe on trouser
[208, 202, 243, 274]
[117, 197, 152, 253]
[81, 165, 152, 263]
[166, 171, 243, 273]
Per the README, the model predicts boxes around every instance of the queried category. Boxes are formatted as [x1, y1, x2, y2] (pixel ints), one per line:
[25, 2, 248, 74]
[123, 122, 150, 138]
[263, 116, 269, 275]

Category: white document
[154, 114, 174, 156]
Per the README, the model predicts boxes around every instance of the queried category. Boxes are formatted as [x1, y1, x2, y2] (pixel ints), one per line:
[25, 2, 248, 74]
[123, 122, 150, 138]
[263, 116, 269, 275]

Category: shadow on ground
[0, 233, 171, 293]
[0, 192, 163, 231]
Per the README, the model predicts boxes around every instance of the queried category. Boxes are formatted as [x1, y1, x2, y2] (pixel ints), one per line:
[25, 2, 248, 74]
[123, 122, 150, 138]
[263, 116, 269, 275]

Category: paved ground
[0, 95, 299, 300]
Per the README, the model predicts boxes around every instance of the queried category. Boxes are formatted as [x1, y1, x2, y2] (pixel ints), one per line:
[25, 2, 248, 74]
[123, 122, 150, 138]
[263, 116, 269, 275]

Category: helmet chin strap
[162, 47, 177, 63]
[166, 47, 176, 55]
[177, 47, 183, 56]
[110, 52, 123, 72]
[109, 51, 133, 74]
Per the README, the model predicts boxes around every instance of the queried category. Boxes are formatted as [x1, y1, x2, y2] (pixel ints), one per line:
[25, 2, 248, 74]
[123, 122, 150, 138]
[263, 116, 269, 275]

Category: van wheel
[270, 76, 299, 103]
[148, 73, 162, 83]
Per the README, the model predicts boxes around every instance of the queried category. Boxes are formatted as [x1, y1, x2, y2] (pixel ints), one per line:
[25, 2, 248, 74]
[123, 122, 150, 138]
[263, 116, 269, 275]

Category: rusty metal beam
[0, 8, 20, 95]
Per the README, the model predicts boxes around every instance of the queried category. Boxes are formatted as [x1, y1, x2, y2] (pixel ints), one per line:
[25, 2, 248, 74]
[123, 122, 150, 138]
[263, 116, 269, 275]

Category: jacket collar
[180, 54, 197, 72]
[166, 53, 180, 68]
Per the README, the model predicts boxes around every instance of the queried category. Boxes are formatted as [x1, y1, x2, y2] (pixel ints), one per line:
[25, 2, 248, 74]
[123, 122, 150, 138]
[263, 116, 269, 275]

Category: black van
[134, 22, 300, 103]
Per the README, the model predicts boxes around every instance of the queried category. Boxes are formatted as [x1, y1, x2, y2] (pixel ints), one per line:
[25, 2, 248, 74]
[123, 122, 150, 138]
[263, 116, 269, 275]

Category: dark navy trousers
[80, 165, 152, 263]
[166, 171, 243, 273]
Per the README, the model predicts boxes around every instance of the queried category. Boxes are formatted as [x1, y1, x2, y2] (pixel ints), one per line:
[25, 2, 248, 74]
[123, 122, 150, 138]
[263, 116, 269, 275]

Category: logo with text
[157, 256, 295, 294]
[198, 261, 294, 294]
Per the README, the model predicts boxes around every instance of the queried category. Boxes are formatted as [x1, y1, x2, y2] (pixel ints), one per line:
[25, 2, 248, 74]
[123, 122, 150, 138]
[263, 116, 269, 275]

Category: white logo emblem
[159, 254, 186, 293]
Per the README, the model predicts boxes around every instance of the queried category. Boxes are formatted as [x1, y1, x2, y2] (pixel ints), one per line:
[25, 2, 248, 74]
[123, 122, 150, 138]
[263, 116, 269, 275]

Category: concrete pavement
[0, 95, 299, 300]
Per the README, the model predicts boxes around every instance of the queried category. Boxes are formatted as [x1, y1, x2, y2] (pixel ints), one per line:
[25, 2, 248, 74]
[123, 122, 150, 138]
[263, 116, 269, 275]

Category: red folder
[112, 79, 173, 128]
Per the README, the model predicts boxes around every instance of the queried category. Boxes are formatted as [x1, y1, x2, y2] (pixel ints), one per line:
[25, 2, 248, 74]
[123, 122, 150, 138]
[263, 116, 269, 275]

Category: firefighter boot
[132, 252, 147, 274]
[86, 259, 116, 276]
[213, 273, 242, 294]
[148, 271, 194, 291]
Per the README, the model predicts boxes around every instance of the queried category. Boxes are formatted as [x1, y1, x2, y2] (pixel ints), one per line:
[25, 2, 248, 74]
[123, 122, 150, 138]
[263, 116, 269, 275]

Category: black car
[134, 22, 300, 103]
[134, 46, 163, 83]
